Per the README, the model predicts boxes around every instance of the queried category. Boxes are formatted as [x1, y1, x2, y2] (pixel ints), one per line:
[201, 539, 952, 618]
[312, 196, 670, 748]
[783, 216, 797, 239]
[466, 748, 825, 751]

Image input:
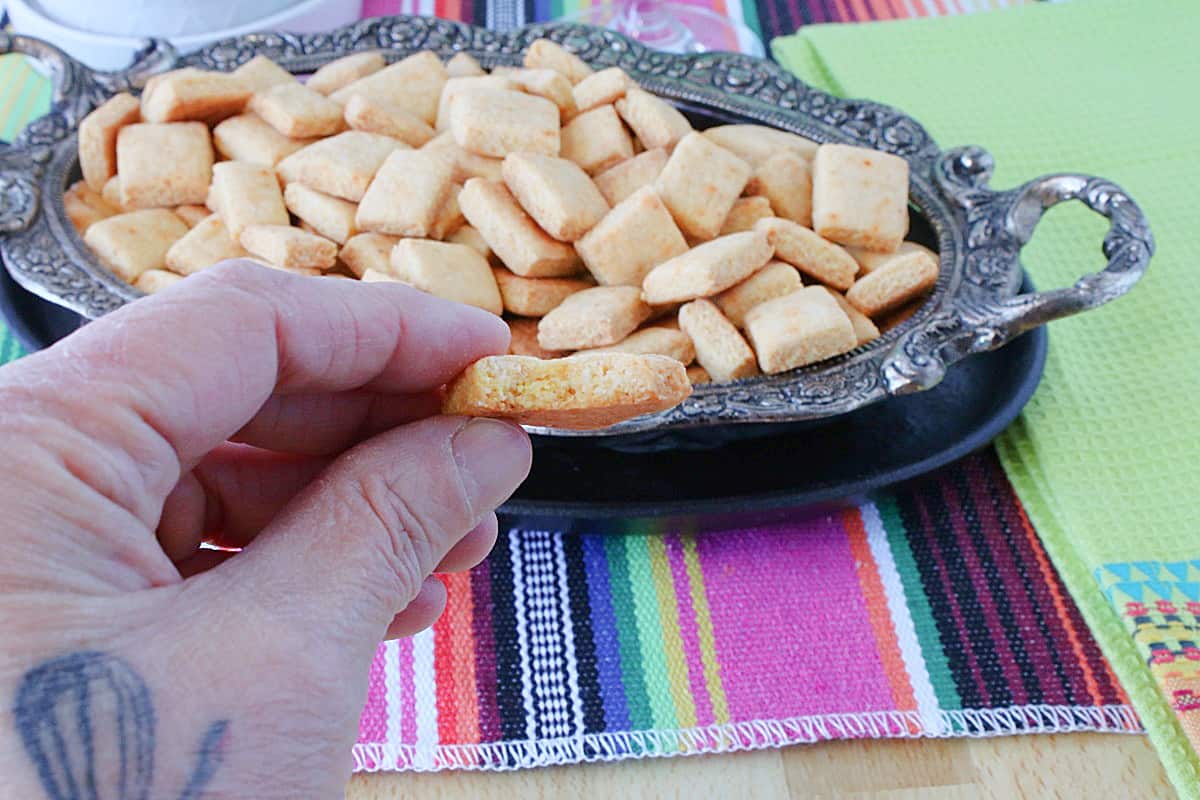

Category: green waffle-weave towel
[775, 1, 1200, 796]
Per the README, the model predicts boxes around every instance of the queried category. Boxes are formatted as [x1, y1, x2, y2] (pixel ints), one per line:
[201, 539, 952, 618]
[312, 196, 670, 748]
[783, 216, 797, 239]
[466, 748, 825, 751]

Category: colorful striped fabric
[361, 0, 1040, 48]
[0, 0, 1139, 776]
[352, 452, 1138, 771]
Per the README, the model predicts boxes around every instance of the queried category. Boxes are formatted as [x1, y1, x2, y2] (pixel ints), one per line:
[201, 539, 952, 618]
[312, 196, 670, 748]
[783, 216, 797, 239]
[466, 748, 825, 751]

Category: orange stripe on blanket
[435, 571, 481, 749]
[844, 508, 919, 717]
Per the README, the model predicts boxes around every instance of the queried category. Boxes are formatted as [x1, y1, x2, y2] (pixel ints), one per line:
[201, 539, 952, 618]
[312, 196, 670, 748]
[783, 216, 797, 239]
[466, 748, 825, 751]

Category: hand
[0, 261, 531, 799]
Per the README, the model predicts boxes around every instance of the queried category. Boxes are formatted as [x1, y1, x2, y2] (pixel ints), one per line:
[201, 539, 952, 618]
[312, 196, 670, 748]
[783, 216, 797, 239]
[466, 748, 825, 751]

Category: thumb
[211, 415, 530, 650]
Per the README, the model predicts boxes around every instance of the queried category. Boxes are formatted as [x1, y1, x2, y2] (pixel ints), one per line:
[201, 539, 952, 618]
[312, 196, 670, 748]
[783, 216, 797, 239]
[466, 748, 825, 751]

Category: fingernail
[451, 418, 531, 514]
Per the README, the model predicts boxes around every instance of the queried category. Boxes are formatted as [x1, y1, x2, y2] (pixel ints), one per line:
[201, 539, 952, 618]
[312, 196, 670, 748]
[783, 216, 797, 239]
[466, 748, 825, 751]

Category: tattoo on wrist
[12, 651, 230, 800]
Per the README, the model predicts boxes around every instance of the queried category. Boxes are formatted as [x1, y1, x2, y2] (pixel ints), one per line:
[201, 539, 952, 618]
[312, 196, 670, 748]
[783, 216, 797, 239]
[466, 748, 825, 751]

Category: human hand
[0, 261, 531, 799]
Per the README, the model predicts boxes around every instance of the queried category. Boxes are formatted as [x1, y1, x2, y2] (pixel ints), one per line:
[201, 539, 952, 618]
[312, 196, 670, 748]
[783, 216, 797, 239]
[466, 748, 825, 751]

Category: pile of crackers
[65, 39, 937, 415]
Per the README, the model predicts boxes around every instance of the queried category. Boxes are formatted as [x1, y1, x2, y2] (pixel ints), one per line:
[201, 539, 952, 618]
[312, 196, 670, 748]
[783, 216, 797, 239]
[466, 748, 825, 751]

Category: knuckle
[338, 470, 441, 600]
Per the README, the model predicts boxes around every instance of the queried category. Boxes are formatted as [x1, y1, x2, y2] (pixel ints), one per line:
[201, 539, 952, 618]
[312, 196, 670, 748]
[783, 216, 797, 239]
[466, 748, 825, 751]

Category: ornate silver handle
[0, 34, 176, 233]
[882, 146, 1154, 395]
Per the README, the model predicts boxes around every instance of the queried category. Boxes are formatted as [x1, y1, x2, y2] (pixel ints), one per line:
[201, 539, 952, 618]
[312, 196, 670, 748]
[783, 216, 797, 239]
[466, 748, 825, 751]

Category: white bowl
[8, 0, 363, 71]
[33, 0, 305, 38]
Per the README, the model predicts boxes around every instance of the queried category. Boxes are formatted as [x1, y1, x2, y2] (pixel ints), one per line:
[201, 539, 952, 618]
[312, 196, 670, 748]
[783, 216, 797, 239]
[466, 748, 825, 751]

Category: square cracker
[593, 148, 668, 207]
[449, 88, 560, 158]
[755, 217, 858, 291]
[428, 189, 466, 241]
[812, 143, 909, 252]
[307, 52, 386, 95]
[284, 183, 357, 244]
[135, 269, 184, 294]
[276, 131, 404, 202]
[677, 299, 758, 382]
[575, 186, 688, 287]
[720, 196, 774, 235]
[356, 149, 454, 237]
[64, 180, 118, 234]
[614, 88, 692, 151]
[537, 285, 651, 350]
[523, 39, 594, 84]
[846, 241, 935, 274]
[445, 52, 485, 78]
[390, 239, 502, 315]
[560, 105, 633, 174]
[747, 151, 812, 227]
[116, 122, 213, 208]
[447, 225, 491, 260]
[101, 176, 127, 212]
[702, 124, 817, 166]
[422, 132, 503, 182]
[573, 67, 634, 114]
[443, 353, 690, 430]
[642, 230, 773, 305]
[713, 260, 802, 329]
[339, 232, 400, 278]
[344, 94, 435, 147]
[458, 178, 579, 277]
[248, 82, 344, 138]
[359, 267, 401, 283]
[329, 51, 447, 125]
[239, 224, 337, 271]
[501, 152, 609, 242]
[845, 248, 938, 317]
[209, 161, 289, 238]
[141, 68, 250, 123]
[819, 287, 880, 346]
[232, 55, 296, 92]
[655, 131, 751, 240]
[510, 69, 577, 121]
[493, 268, 591, 317]
[507, 317, 567, 359]
[173, 205, 211, 227]
[165, 214, 248, 275]
[213, 113, 312, 166]
[436, 75, 517, 131]
[744, 286, 857, 373]
[84, 209, 189, 282]
[78, 92, 141, 191]
[581, 326, 696, 365]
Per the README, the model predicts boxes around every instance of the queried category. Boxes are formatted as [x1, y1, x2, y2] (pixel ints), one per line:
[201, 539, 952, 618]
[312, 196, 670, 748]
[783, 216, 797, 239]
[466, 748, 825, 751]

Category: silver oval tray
[0, 19, 1154, 439]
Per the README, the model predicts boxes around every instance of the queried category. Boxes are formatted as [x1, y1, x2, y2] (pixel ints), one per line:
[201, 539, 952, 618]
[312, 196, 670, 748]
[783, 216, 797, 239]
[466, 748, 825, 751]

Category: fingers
[4, 262, 509, 527]
[435, 513, 498, 574]
[218, 415, 530, 640]
[384, 577, 447, 640]
[175, 547, 236, 578]
[157, 444, 330, 560]
[232, 390, 443, 455]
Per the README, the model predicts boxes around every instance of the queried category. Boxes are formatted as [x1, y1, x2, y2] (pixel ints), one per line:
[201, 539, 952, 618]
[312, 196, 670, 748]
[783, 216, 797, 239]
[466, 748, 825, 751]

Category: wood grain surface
[347, 732, 1172, 799]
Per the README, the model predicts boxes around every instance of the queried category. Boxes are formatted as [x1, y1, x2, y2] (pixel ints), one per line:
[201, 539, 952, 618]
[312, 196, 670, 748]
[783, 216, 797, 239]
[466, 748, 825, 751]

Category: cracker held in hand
[443, 353, 690, 430]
